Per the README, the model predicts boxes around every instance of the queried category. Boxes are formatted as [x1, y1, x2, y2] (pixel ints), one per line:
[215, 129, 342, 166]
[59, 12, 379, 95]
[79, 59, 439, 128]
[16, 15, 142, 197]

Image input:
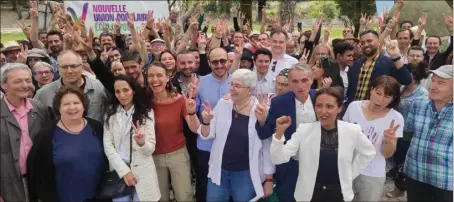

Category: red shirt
[152, 96, 188, 154]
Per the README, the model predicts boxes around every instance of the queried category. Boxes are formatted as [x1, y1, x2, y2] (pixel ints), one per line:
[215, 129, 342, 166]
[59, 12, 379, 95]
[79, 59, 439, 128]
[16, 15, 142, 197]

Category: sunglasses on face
[210, 59, 228, 65]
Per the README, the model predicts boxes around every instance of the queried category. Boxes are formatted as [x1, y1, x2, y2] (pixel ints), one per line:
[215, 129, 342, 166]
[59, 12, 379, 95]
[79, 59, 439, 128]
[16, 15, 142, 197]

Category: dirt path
[1, 6, 31, 30]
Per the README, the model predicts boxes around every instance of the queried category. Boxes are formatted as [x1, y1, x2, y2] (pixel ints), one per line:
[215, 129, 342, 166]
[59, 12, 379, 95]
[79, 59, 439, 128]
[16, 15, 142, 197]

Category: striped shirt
[404, 97, 453, 191]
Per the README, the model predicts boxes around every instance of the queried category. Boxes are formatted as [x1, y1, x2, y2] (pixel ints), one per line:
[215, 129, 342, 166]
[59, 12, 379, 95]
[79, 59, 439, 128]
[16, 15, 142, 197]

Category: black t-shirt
[315, 126, 341, 185]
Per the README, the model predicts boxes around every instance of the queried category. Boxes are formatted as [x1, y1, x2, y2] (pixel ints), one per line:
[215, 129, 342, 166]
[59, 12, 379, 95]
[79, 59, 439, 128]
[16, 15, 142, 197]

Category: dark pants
[274, 159, 299, 202]
[185, 131, 198, 180]
[311, 183, 344, 202]
[196, 149, 210, 202]
[406, 177, 453, 202]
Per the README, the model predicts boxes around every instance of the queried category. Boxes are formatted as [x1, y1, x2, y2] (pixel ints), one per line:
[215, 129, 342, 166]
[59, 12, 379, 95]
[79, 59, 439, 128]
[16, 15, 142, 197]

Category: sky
[375, 0, 395, 17]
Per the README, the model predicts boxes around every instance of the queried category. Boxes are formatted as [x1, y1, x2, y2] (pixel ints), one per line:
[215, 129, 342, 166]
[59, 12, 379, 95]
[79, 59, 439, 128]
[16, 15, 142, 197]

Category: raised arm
[270, 116, 301, 165]
[29, 1, 45, 49]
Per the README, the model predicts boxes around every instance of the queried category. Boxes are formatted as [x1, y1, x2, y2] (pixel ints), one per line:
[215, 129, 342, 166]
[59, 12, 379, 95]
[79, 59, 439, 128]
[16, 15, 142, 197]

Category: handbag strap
[129, 127, 133, 166]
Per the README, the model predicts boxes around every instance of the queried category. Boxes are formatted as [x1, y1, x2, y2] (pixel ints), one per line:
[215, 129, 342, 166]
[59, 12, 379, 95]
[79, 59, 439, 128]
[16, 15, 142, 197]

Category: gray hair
[57, 50, 83, 66]
[1, 63, 32, 84]
[232, 69, 258, 90]
[289, 63, 312, 76]
[32, 61, 53, 72]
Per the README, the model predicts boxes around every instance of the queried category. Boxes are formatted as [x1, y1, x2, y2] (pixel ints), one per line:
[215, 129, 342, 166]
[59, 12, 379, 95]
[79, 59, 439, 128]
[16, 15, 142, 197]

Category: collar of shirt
[119, 105, 135, 117]
[4, 97, 33, 114]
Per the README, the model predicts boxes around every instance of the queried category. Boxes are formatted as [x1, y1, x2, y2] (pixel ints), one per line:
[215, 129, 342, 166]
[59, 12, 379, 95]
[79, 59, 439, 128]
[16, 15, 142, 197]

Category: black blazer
[27, 118, 106, 202]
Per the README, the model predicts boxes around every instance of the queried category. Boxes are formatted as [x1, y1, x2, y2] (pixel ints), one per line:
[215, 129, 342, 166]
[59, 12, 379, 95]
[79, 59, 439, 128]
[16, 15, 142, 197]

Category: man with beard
[99, 32, 115, 51]
[120, 52, 145, 87]
[333, 42, 354, 98]
[172, 51, 198, 94]
[346, 30, 411, 106]
[34, 50, 108, 123]
[44, 30, 64, 73]
[194, 47, 232, 202]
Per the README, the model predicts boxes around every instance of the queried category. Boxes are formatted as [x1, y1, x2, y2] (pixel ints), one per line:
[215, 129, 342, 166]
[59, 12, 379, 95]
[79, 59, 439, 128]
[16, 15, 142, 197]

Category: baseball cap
[428, 65, 453, 79]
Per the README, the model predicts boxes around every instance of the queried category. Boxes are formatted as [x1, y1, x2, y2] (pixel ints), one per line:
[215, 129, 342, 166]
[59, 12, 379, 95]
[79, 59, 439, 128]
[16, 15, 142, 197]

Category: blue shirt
[397, 86, 428, 129]
[196, 73, 232, 151]
[404, 97, 453, 191]
[53, 125, 105, 202]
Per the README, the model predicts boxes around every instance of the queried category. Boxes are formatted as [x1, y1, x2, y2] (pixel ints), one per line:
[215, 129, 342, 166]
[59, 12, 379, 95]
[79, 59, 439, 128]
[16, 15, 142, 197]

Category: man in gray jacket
[34, 50, 108, 123]
[0, 63, 51, 202]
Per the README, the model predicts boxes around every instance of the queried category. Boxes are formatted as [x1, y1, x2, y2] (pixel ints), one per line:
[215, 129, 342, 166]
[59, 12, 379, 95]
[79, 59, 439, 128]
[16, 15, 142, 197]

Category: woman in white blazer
[103, 75, 161, 201]
[271, 87, 376, 202]
[199, 69, 275, 202]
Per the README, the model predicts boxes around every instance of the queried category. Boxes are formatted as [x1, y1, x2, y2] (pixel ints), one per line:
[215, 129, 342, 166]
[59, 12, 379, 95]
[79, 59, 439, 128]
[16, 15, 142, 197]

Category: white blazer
[270, 121, 376, 202]
[197, 98, 275, 201]
[103, 109, 161, 201]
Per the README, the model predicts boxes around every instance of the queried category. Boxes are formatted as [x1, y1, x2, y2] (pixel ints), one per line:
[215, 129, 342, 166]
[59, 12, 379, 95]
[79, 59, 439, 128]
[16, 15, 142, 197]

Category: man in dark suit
[255, 64, 317, 202]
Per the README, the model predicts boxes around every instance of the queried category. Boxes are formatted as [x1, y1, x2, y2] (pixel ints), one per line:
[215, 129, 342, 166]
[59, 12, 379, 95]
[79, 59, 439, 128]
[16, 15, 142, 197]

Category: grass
[0, 26, 345, 43]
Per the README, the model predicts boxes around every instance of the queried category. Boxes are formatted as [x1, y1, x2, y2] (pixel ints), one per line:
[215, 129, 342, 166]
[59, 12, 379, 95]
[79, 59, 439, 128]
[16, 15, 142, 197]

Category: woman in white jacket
[103, 75, 160, 201]
[199, 69, 274, 201]
[271, 87, 376, 202]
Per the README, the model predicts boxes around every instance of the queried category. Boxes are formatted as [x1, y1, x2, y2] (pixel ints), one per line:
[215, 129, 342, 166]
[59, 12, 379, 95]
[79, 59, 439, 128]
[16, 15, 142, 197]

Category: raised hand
[188, 77, 200, 98]
[443, 12, 453, 31]
[276, 116, 291, 134]
[197, 35, 207, 51]
[17, 21, 30, 37]
[127, 12, 135, 29]
[100, 46, 112, 64]
[17, 44, 28, 64]
[254, 93, 269, 126]
[132, 120, 145, 146]
[29, 1, 38, 19]
[396, 0, 404, 10]
[201, 100, 214, 124]
[418, 12, 428, 30]
[185, 90, 197, 115]
[386, 16, 397, 30]
[299, 49, 310, 65]
[383, 120, 400, 144]
[360, 13, 368, 26]
[386, 39, 400, 58]
[123, 171, 137, 186]
[146, 10, 155, 28]
[115, 16, 121, 35]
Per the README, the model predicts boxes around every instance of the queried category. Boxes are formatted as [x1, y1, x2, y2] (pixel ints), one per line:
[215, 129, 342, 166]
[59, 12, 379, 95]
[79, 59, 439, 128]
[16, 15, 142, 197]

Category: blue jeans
[206, 169, 255, 202]
[112, 191, 139, 202]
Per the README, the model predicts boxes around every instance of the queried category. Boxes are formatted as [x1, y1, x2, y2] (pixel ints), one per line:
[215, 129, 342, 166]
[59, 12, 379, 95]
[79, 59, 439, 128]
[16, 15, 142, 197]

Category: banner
[64, 1, 169, 35]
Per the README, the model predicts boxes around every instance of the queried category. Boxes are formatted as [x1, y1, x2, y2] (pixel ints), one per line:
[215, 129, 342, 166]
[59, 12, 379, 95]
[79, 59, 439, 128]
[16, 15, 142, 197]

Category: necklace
[60, 119, 86, 135]
[233, 98, 252, 118]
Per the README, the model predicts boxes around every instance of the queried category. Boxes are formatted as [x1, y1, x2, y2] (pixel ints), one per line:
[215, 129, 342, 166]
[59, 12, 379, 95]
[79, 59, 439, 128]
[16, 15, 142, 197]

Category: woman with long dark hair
[146, 62, 200, 201]
[103, 75, 160, 201]
[311, 57, 344, 90]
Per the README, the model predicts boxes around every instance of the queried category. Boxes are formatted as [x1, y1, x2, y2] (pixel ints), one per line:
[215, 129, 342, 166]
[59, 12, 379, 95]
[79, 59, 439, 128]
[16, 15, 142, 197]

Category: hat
[150, 39, 165, 44]
[343, 33, 360, 42]
[27, 48, 48, 58]
[241, 48, 253, 61]
[278, 68, 291, 78]
[249, 31, 260, 37]
[1, 41, 21, 53]
[428, 65, 453, 79]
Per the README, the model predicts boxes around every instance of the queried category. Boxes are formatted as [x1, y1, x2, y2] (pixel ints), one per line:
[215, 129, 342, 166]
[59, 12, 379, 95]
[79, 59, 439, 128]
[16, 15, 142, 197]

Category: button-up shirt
[5, 97, 34, 174]
[270, 53, 299, 78]
[404, 97, 453, 191]
[116, 105, 135, 164]
[294, 97, 316, 160]
[195, 73, 232, 152]
[254, 69, 275, 96]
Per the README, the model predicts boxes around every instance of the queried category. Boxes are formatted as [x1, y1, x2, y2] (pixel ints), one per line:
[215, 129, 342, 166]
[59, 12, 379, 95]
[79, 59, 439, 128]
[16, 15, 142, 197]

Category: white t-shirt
[343, 101, 404, 177]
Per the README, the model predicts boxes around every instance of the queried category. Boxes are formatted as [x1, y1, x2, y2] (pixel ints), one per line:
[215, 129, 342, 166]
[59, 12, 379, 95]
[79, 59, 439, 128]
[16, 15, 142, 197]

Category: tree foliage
[301, 1, 339, 21]
[334, 0, 376, 37]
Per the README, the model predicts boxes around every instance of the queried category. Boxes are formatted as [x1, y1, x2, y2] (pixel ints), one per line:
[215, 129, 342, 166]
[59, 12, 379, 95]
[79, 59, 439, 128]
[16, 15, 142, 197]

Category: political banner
[63, 1, 169, 35]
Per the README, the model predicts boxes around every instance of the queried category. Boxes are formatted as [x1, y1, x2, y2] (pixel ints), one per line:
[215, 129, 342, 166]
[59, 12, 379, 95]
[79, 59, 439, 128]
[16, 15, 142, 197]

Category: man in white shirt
[269, 30, 299, 78]
[333, 42, 354, 99]
[254, 48, 274, 96]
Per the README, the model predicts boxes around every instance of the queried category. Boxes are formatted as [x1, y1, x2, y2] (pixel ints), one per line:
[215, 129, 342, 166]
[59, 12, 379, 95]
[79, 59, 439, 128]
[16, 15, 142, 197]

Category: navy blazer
[346, 54, 412, 106]
[256, 90, 317, 141]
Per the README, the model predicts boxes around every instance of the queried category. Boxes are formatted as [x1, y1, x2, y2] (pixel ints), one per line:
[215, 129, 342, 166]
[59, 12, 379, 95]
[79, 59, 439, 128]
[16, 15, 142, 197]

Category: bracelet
[188, 112, 196, 116]
[201, 120, 210, 126]
[146, 26, 153, 30]
[392, 56, 401, 62]
[265, 178, 273, 183]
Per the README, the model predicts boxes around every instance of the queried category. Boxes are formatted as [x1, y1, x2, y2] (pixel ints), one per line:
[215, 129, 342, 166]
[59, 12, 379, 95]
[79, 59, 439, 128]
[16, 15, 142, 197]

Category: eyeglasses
[229, 82, 248, 89]
[274, 81, 289, 88]
[210, 59, 228, 66]
[59, 64, 81, 70]
[34, 70, 53, 76]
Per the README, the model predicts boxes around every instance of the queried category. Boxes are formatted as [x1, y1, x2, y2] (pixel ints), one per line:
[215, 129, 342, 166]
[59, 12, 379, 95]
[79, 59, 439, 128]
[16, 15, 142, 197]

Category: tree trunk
[220, 0, 232, 14]
[257, 0, 266, 23]
[11, 0, 23, 20]
[240, 0, 253, 26]
[279, 1, 297, 32]
[446, 0, 453, 9]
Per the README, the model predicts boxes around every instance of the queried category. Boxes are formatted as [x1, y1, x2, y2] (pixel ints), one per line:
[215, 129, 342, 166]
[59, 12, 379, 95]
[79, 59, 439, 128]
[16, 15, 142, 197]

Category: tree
[279, 1, 297, 32]
[257, 0, 267, 23]
[167, 0, 177, 11]
[302, 1, 339, 21]
[335, 0, 376, 37]
[446, 0, 453, 9]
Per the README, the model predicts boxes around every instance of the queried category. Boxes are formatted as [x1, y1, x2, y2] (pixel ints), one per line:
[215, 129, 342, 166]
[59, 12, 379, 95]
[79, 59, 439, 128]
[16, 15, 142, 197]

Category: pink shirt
[5, 97, 34, 174]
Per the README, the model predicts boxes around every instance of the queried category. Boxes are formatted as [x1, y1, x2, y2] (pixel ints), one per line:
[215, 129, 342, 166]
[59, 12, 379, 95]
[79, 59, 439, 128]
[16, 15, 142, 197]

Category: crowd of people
[0, 0, 453, 201]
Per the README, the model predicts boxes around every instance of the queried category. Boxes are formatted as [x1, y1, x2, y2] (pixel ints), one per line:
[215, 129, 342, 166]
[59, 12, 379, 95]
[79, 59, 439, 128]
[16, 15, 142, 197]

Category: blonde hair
[308, 43, 335, 66]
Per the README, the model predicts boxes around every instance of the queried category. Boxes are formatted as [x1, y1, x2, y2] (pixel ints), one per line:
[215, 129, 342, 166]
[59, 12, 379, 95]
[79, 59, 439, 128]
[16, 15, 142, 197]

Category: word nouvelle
[92, 4, 146, 22]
